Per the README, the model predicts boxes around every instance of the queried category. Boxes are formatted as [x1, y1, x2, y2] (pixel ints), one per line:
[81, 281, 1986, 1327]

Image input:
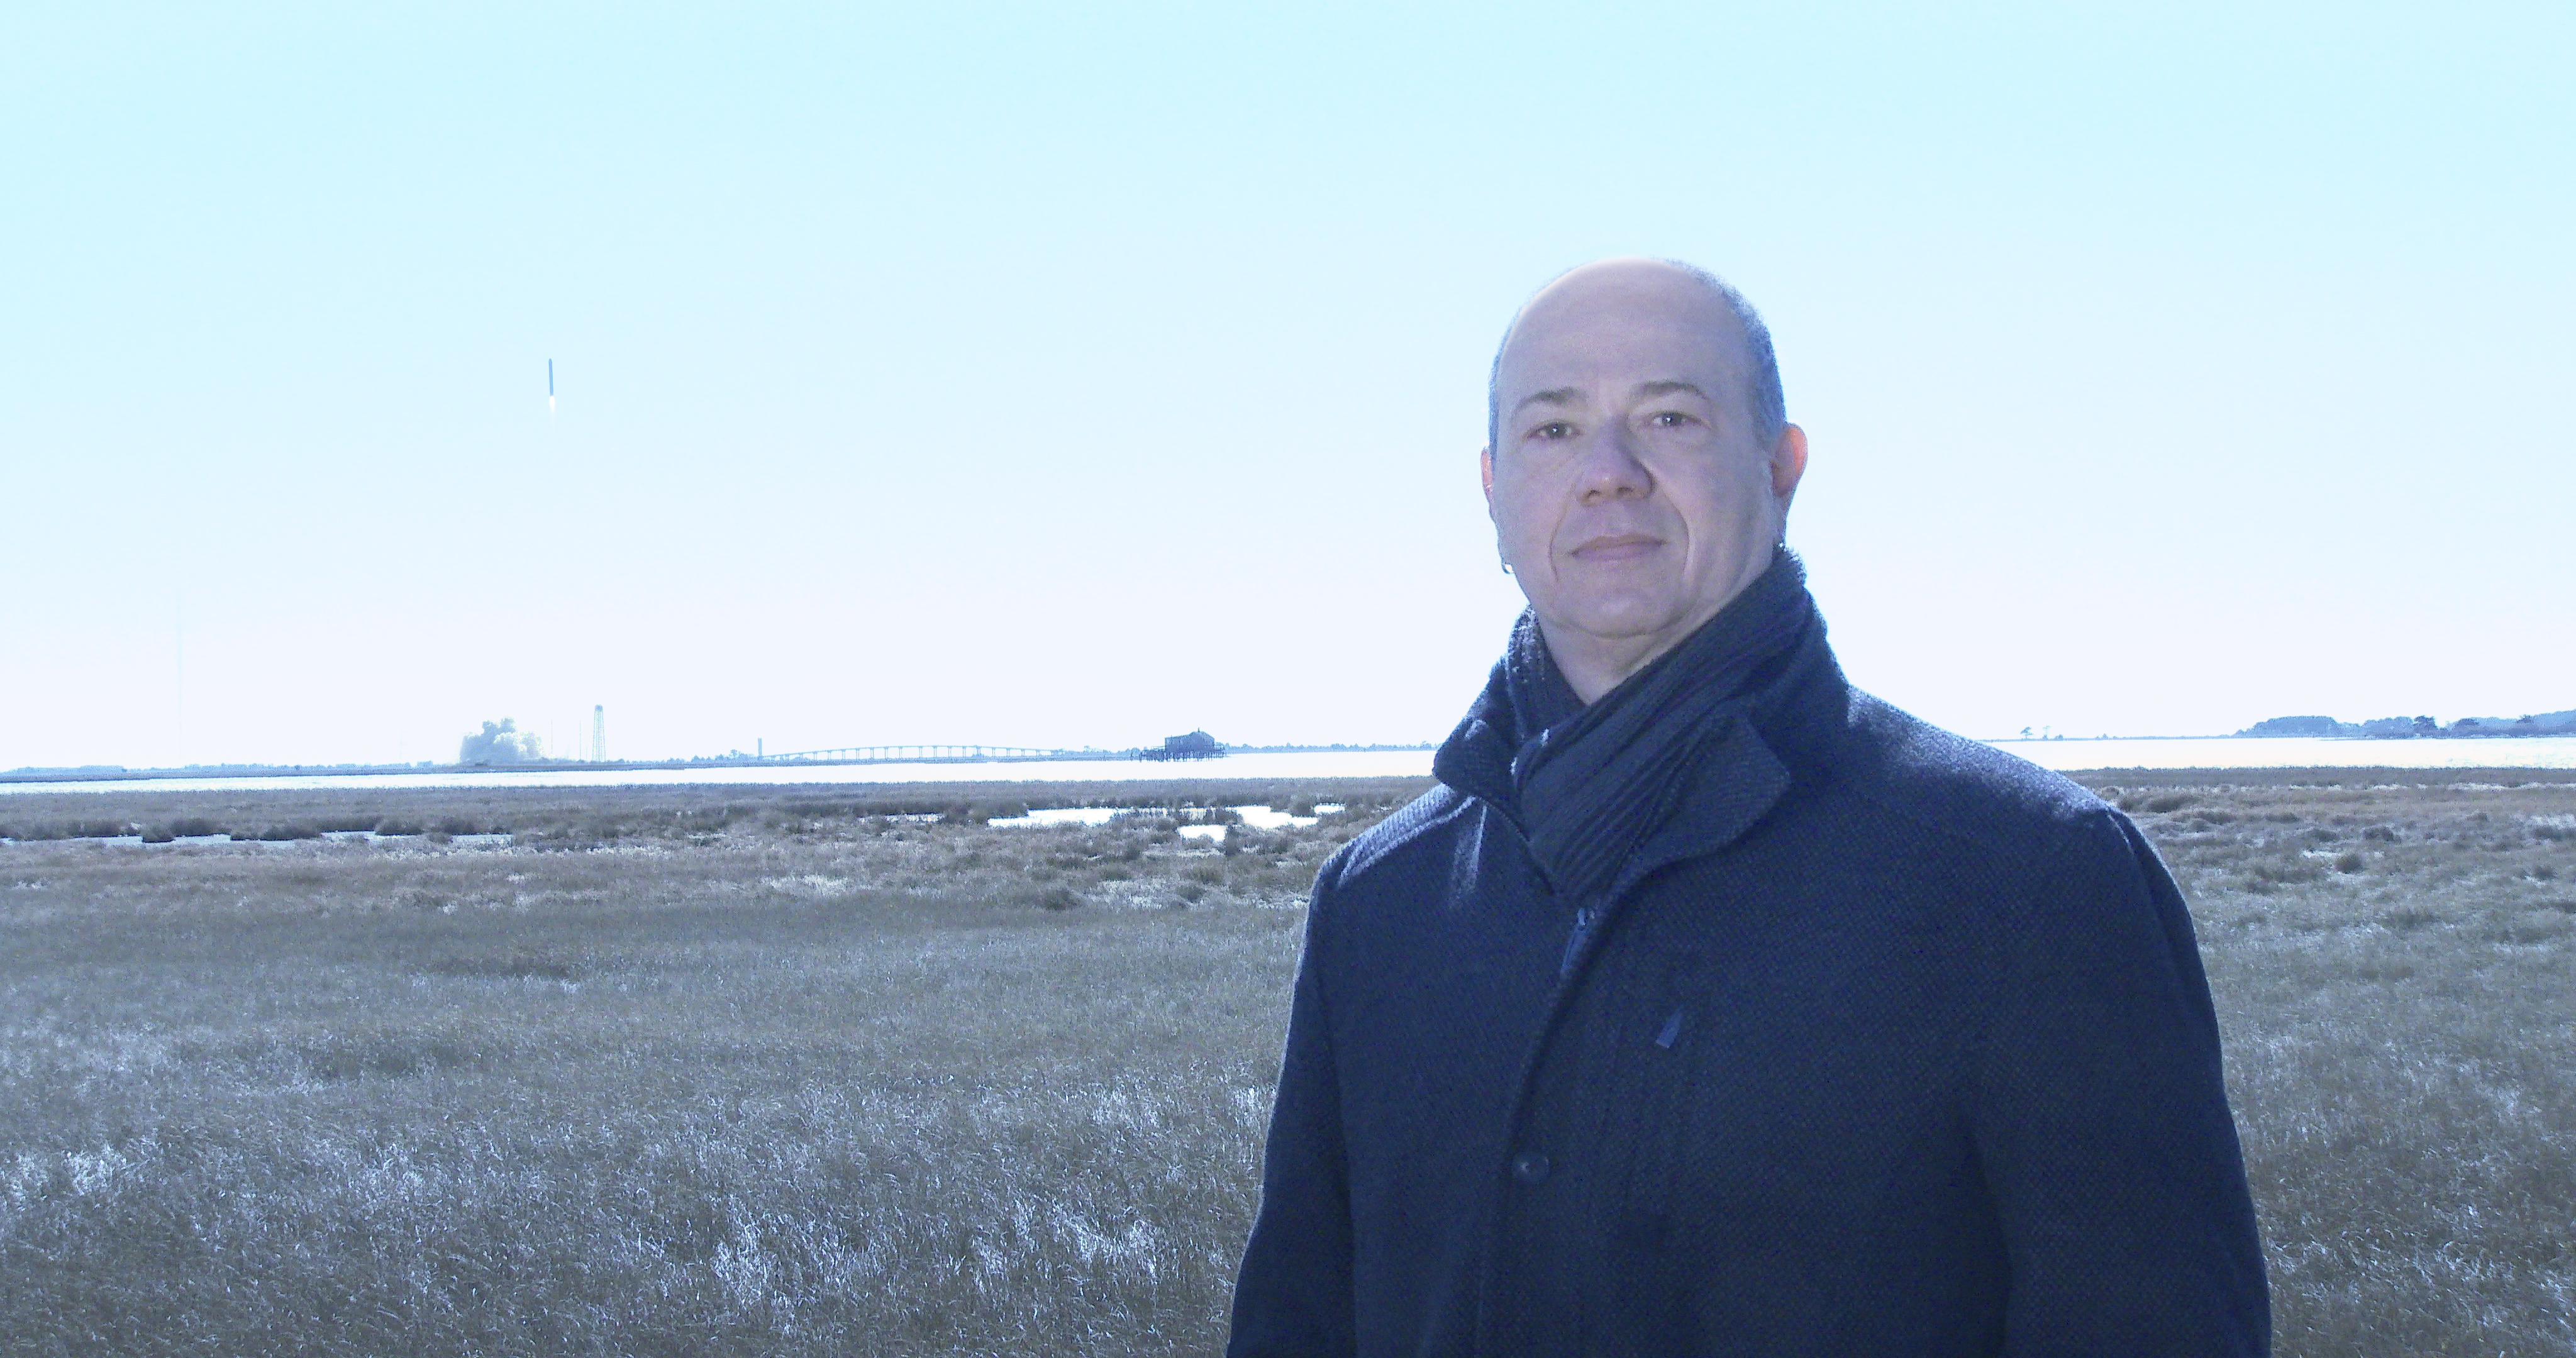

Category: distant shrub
[2143, 793, 2198, 814]
[2485, 914, 2571, 946]
[431, 816, 484, 836]
[663, 808, 735, 837]
[138, 824, 176, 844]
[2382, 908, 2444, 930]
[256, 824, 322, 842]
[374, 817, 425, 836]
[1030, 884, 1081, 912]
[2363, 825, 2401, 842]
[314, 815, 379, 834]
[2243, 859, 2324, 891]
[170, 817, 220, 838]
[2333, 851, 2367, 873]
[425, 953, 577, 981]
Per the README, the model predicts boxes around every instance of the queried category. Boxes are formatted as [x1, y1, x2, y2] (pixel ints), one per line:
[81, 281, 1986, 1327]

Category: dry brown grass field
[1, 770, 2569, 1356]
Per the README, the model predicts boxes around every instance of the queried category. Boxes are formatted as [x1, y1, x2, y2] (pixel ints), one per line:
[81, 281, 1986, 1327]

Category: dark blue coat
[1228, 628, 2269, 1356]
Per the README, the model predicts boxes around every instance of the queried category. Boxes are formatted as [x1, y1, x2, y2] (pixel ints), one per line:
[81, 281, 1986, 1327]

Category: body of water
[1993, 735, 2576, 773]
[6, 737, 2574, 799]
[0, 751, 1441, 797]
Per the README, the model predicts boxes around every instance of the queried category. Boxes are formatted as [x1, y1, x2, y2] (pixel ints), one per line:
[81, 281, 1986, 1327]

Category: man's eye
[1532, 422, 1572, 439]
[1648, 411, 1690, 428]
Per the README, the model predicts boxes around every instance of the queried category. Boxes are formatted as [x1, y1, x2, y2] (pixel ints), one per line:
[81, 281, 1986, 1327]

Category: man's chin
[1532, 599, 1695, 649]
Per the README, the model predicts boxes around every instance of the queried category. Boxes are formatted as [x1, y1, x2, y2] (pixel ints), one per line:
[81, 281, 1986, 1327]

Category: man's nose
[1575, 424, 1653, 503]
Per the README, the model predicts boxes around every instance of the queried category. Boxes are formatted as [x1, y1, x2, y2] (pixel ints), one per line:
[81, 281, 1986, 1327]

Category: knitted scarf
[1438, 548, 1817, 920]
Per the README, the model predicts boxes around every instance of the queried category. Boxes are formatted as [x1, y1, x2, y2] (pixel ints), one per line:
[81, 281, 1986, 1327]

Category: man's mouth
[1569, 533, 1664, 563]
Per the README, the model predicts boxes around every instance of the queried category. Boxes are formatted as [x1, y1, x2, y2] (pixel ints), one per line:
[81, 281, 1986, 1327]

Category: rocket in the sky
[548, 359, 555, 417]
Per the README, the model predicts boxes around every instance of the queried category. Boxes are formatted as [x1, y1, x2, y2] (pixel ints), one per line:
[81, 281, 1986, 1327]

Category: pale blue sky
[5, 2, 2570, 768]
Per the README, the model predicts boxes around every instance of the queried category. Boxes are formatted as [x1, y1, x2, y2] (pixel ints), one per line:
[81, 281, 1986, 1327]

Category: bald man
[1227, 260, 2270, 1356]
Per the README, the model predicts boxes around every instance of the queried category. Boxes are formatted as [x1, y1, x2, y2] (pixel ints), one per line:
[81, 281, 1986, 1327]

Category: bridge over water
[747, 745, 1126, 766]
[747, 741, 1226, 766]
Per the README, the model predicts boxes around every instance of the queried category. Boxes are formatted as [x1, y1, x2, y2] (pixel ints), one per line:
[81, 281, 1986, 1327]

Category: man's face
[1482, 262, 1804, 674]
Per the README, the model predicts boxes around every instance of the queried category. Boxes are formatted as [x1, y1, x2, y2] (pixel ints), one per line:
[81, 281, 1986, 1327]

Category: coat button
[1510, 1151, 1552, 1186]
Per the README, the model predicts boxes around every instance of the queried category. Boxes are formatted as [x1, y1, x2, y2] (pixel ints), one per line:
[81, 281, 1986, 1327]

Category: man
[1227, 258, 2269, 1355]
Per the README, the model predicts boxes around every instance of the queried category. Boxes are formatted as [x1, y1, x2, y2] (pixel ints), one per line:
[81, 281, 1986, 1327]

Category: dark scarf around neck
[1436, 548, 1818, 911]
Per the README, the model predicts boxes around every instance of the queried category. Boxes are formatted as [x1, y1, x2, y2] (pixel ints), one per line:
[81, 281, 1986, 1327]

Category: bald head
[1487, 258, 1785, 454]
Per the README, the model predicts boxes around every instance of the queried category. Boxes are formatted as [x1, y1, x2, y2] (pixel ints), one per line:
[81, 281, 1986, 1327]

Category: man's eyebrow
[1632, 380, 1711, 402]
[1509, 387, 1584, 417]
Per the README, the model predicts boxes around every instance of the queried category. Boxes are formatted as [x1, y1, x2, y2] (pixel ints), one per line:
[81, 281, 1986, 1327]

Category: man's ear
[1480, 446, 1497, 515]
[1770, 424, 1809, 505]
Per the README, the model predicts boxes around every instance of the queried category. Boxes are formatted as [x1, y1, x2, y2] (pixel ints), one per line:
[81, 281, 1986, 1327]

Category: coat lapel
[1568, 715, 1794, 983]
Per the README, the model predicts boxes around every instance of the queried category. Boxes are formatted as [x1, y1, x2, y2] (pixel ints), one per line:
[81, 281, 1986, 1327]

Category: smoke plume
[459, 719, 541, 765]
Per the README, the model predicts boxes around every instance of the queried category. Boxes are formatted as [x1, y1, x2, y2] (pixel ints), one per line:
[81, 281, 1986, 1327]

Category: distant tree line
[2236, 709, 2576, 738]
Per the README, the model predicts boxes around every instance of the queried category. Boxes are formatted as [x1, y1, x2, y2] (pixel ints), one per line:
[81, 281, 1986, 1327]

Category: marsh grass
[2, 772, 2572, 1355]
[0, 794, 1391, 1356]
[2087, 774, 2576, 1357]
[0, 777, 1431, 849]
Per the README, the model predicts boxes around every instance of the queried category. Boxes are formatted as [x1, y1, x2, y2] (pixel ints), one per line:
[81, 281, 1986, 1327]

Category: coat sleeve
[1972, 810, 2272, 1357]
[1226, 868, 1358, 1358]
